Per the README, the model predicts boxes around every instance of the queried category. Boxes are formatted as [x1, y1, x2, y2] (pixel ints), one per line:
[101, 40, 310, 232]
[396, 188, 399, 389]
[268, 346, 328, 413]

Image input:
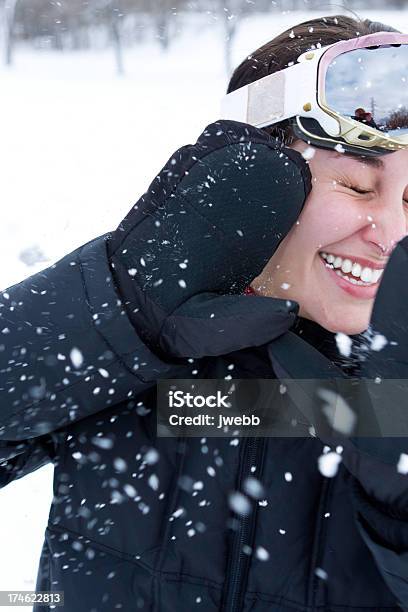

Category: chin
[317, 313, 369, 336]
[328, 322, 368, 336]
[302, 302, 370, 336]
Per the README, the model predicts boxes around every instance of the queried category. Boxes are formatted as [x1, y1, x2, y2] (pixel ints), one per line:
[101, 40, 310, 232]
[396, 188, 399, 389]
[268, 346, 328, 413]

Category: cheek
[296, 191, 361, 248]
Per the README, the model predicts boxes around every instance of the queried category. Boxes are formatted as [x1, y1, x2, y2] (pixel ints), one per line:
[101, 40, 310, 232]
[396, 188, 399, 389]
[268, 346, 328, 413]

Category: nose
[361, 195, 408, 257]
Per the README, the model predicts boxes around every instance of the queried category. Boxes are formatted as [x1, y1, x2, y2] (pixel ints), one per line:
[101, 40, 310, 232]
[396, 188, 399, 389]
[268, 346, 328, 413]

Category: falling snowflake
[148, 474, 159, 491]
[70, 347, 84, 369]
[172, 507, 185, 519]
[243, 476, 264, 500]
[255, 546, 270, 561]
[91, 436, 114, 450]
[370, 334, 387, 352]
[317, 387, 356, 435]
[317, 451, 342, 478]
[144, 448, 160, 465]
[397, 453, 408, 474]
[124, 484, 137, 498]
[301, 146, 316, 160]
[335, 333, 352, 357]
[113, 458, 127, 473]
[228, 491, 251, 516]
[315, 567, 328, 580]
[19, 245, 49, 267]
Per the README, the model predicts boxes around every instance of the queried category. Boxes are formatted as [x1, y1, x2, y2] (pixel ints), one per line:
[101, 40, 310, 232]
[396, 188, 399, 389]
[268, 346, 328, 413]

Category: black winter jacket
[0, 234, 407, 612]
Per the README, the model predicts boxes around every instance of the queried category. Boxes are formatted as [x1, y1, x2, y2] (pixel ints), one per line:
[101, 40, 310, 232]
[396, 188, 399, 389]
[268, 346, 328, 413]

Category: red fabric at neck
[243, 286, 256, 295]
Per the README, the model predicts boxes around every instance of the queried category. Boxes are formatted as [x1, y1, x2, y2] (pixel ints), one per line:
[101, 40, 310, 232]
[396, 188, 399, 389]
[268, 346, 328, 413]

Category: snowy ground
[0, 8, 407, 608]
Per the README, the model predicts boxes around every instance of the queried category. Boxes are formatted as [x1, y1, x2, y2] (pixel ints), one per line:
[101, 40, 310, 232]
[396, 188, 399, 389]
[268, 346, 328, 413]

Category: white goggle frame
[220, 32, 408, 153]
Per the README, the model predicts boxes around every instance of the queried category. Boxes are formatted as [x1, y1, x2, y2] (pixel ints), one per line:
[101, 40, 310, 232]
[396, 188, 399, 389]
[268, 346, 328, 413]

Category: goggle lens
[325, 45, 408, 139]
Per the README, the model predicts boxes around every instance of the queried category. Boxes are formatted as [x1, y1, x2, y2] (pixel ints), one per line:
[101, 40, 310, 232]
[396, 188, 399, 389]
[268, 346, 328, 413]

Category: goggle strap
[221, 61, 314, 128]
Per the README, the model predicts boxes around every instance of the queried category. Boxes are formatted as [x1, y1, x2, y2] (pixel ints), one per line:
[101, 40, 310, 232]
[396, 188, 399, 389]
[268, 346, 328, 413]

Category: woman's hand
[107, 120, 312, 358]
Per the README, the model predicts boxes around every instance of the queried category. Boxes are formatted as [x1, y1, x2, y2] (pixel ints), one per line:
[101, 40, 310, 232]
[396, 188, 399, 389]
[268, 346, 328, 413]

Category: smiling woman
[220, 16, 408, 608]
[226, 14, 408, 335]
[1, 10, 408, 612]
[250, 143, 408, 334]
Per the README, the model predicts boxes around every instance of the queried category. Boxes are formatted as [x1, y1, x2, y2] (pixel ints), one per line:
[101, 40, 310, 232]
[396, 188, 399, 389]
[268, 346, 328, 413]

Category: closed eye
[352, 187, 408, 206]
[339, 181, 408, 206]
[352, 187, 372, 195]
[339, 182, 373, 195]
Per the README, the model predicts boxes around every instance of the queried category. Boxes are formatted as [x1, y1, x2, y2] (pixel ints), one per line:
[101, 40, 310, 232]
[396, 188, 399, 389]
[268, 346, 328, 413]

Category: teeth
[360, 267, 373, 283]
[371, 269, 383, 283]
[341, 259, 352, 274]
[335, 270, 365, 286]
[351, 262, 362, 277]
[335, 270, 358, 284]
[320, 251, 384, 285]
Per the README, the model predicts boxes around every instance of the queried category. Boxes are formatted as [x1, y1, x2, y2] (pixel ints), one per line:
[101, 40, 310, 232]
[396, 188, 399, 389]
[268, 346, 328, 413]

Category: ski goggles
[220, 32, 408, 156]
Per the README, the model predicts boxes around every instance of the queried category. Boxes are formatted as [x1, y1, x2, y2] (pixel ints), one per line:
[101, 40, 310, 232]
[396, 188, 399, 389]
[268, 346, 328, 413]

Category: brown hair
[227, 14, 400, 145]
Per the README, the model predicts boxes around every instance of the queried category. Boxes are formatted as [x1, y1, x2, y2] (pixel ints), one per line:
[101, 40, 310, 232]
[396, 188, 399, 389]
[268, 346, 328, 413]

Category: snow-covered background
[1, 7, 408, 608]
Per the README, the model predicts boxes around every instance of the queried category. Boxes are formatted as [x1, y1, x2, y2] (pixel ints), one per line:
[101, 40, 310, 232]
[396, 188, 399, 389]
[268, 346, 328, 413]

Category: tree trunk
[4, 0, 18, 66]
[223, 7, 237, 77]
[111, 16, 124, 76]
[157, 15, 169, 51]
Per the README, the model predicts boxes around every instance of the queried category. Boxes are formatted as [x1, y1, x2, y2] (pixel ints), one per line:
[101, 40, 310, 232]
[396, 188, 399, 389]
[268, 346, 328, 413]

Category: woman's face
[251, 142, 408, 335]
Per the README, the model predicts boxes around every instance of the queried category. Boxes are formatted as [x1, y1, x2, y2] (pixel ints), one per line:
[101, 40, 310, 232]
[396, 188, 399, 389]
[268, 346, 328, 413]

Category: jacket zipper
[222, 436, 264, 612]
[307, 475, 333, 611]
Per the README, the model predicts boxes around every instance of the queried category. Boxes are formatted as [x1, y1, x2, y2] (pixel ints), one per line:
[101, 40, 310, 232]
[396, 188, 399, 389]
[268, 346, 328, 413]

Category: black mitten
[107, 120, 311, 358]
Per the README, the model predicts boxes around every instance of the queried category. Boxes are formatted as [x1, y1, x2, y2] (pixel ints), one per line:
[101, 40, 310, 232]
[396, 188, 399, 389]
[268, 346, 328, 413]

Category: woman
[1, 13, 408, 612]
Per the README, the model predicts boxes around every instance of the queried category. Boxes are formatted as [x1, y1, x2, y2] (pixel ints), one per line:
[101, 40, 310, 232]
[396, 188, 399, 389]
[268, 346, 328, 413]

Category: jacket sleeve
[0, 233, 188, 443]
[347, 473, 408, 607]
[0, 434, 59, 490]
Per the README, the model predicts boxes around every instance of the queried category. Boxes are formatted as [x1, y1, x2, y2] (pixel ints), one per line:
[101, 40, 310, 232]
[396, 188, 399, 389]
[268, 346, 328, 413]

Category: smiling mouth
[318, 251, 384, 286]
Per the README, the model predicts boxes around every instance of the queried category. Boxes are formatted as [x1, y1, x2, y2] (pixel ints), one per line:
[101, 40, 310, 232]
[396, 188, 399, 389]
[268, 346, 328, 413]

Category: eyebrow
[337, 152, 385, 169]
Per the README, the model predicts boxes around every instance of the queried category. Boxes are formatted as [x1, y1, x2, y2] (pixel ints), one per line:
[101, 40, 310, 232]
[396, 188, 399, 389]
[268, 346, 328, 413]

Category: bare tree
[16, 0, 94, 51]
[11, 0, 408, 67]
[2, 0, 18, 65]
[217, 0, 251, 76]
[108, 0, 124, 75]
[147, 0, 189, 51]
[385, 106, 408, 131]
[151, 0, 171, 51]
[91, 0, 125, 74]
